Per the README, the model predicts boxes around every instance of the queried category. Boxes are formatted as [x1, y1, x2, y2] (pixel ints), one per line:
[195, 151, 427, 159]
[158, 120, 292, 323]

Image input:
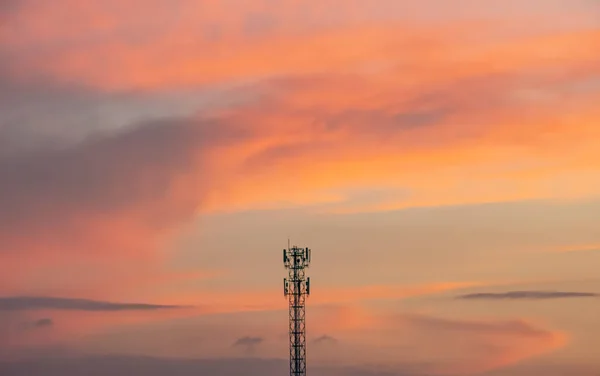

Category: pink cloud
[0, 119, 248, 297]
[47, 306, 566, 375]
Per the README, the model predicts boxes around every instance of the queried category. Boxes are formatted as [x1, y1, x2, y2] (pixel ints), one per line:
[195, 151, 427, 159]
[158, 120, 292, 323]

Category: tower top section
[283, 246, 311, 269]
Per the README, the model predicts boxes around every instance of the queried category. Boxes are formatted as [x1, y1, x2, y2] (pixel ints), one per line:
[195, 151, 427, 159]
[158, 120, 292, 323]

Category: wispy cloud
[32, 318, 54, 328]
[0, 297, 186, 311]
[457, 291, 599, 300]
[232, 336, 264, 356]
[232, 336, 264, 347]
[312, 335, 338, 345]
[15, 317, 55, 332]
[3, 0, 599, 90]
[399, 313, 556, 337]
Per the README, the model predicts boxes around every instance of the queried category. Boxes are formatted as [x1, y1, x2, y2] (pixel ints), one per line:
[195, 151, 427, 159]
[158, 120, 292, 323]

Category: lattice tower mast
[283, 243, 312, 376]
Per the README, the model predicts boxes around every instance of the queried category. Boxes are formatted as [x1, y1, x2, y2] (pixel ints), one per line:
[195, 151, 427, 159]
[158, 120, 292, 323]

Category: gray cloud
[0, 297, 185, 312]
[0, 75, 240, 157]
[313, 335, 338, 345]
[232, 337, 264, 356]
[0, 115, 252, 259]
[233, 336, 264, 347]
[12, 317, 55, 332]
[32, 318, 53, 328]
[0, 0, 20, 17]
[457, 291, 599, 300]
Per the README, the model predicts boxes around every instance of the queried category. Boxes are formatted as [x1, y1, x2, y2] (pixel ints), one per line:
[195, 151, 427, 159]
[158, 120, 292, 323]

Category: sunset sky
[1, 1, 600, 375]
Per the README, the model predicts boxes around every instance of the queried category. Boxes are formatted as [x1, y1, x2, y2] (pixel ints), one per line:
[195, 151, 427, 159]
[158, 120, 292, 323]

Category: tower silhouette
[283, 244, 311, 376]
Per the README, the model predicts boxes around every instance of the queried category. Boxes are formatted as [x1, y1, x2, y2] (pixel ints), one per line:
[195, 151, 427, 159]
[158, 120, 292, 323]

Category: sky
[1, 0, 600, 375]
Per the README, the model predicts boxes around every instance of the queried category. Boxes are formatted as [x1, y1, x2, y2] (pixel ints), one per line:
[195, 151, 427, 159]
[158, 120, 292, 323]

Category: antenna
[283, 243, 311, 376]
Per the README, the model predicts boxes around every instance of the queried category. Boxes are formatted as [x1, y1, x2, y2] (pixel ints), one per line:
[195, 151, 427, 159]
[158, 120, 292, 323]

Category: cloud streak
[232, 336, 264, 347]
[0, 297, 185, 311]
[313, 335, 338, 345]
[232, 336, 264, 356]
[457, 291, 599, 300]
[32, 318, 53, 328]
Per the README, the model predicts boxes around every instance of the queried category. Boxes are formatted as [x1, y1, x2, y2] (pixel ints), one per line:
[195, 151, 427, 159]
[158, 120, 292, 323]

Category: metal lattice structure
[283, 244, 312, 376]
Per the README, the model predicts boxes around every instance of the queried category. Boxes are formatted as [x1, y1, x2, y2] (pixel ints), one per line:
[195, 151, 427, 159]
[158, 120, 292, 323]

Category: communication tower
[283, 243, 312, 376]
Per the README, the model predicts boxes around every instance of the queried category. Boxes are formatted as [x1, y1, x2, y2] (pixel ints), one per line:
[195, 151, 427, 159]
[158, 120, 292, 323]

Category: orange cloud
[164, 26, 599, 214]
[201, 88, 600, 214]
[395, 314, 568, 375]
[546, 243, 600, 254]
[307, 311, 567, 375]
[3, 0, 599, 91]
